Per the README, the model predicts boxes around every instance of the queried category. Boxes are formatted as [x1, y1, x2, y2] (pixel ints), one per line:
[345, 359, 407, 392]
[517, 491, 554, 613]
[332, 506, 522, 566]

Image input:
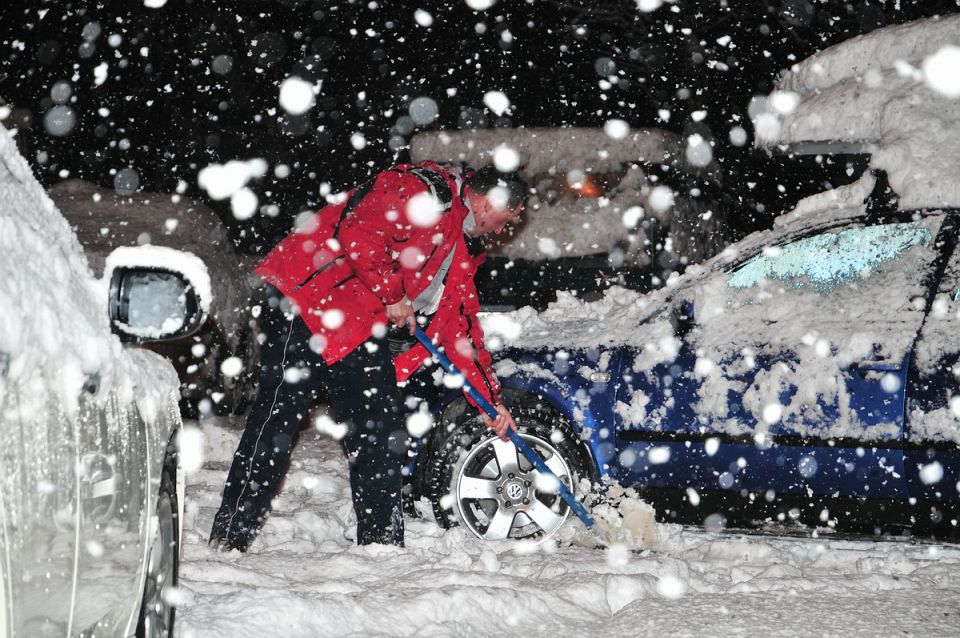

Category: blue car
[410, 172, 960, 542]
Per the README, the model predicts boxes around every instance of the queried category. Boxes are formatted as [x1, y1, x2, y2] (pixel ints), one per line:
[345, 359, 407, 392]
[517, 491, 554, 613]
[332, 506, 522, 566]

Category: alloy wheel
[454, 433, 573, 542]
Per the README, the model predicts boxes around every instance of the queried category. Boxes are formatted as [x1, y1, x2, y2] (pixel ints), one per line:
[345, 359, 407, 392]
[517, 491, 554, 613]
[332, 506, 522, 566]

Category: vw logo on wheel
[505, 482, 524, 500]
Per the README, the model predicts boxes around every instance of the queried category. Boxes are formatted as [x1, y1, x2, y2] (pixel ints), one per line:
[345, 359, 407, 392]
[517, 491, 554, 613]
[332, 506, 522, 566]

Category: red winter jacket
[254, 161, 501, 408]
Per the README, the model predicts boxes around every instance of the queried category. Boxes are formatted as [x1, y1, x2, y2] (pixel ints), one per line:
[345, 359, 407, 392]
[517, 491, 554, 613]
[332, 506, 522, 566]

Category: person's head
[464, 165, 528, 236]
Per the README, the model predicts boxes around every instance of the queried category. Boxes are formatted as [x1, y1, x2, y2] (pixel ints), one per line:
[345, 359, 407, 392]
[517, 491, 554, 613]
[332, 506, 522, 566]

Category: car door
[0, 382, 83, 636]
[905, 218, 960, 522]
[617, 215, 946, 511]
[71, 393, 151, 635]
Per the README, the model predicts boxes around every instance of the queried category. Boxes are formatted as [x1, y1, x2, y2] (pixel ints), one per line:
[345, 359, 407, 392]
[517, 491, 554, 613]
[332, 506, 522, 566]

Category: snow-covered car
[410, 170, 960, 541]
[407, 16, 960, 542]
[49, 179, 258, 417]
[0, 124, 202, 634]
[411, 127, 728, 309]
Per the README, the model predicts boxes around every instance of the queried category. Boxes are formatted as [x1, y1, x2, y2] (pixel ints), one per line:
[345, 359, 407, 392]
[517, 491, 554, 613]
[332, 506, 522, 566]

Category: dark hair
[467, 165, 528, 208]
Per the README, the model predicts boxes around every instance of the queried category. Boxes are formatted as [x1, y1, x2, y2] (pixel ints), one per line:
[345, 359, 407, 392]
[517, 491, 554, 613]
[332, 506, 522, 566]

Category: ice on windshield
[727, 222, 933, 293]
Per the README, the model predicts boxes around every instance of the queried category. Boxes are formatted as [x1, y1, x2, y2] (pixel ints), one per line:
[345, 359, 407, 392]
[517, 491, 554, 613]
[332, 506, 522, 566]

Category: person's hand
[482, 403, 517, 441]
[385, 296, 415, 335]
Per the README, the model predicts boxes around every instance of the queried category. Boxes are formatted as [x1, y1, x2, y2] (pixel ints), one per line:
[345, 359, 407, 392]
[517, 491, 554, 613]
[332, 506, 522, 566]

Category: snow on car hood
[482, 286, 661, 351]
[0, 124, 178, 420]
[754, 14, 960, 210]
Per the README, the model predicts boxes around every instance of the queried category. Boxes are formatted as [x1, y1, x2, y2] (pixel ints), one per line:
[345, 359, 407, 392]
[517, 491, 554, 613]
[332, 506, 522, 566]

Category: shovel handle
[414, 327, 594, 528]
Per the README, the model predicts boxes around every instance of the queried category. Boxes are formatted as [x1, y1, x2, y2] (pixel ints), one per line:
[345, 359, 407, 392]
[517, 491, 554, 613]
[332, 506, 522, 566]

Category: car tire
[136, 439, 179, 638]
[422, 392, 595, 542]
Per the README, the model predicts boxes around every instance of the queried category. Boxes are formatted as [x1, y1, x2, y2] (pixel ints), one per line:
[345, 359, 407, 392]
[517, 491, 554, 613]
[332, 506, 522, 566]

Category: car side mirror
[109, 266, 205, 342]
[672, 300, 695, 338]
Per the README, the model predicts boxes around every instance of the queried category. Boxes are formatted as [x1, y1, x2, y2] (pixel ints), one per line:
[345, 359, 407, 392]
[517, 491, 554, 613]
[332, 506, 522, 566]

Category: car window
[684, 217, 944, 436]
[727, 222, 934, 292]
[689, 217, 945, 364]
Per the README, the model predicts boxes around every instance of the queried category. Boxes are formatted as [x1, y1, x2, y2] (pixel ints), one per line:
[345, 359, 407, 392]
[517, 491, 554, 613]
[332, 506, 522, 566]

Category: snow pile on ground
[0, 123, 178, 421]
[755, 14, 960, 209]
[560, 482, 662, 550]
[176, 417, 960, 637]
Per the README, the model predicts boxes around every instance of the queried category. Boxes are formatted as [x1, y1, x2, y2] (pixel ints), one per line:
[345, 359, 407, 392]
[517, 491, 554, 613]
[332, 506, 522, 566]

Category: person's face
[467, 190, 523, 237]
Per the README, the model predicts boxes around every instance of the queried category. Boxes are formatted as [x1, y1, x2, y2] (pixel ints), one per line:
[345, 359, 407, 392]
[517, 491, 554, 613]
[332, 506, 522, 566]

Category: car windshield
[633, 211, 875, 325]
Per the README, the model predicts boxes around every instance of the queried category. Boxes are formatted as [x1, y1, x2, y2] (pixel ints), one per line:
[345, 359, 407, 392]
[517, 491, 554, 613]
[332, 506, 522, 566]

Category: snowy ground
[175, 417, 960, 637]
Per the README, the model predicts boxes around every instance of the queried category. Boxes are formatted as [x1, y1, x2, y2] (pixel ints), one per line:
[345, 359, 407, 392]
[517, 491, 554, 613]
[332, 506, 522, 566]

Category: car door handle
[80, 452, 117, 523]
[857, 360, 902, 371]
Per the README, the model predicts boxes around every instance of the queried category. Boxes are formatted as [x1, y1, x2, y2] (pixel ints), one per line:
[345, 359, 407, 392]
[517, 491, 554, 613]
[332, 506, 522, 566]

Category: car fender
[487, 346, 624, 479]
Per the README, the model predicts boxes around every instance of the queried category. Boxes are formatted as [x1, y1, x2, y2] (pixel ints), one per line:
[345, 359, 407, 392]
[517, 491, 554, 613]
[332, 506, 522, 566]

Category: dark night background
[2, 0, 959, 256]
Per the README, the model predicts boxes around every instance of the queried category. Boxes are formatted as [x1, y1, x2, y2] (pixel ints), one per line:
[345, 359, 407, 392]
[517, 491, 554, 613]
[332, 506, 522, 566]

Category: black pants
[211, 286, 424, 547]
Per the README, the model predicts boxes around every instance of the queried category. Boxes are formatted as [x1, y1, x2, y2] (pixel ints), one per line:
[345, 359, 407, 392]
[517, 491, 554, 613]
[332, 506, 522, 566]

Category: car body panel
[493, 348, 624, 479]
[450, 198, 960, 533]
[615, 437, 909, 502]
[0, 381, 177, 636]
[903, 225, 960, 505]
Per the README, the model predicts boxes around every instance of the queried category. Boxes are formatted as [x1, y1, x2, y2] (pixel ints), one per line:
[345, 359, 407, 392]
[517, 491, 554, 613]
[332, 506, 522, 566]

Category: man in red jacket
[210, 161, 528, 550]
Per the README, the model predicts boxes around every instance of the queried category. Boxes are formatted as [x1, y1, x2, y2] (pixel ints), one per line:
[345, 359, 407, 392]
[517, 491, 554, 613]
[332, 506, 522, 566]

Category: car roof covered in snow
[410, 127, 725, 263]
[754, 14, 960, 210]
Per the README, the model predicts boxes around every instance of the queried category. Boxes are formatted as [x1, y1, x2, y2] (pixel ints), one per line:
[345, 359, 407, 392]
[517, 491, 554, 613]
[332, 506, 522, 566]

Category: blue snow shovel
[413, 327, 595, 528]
